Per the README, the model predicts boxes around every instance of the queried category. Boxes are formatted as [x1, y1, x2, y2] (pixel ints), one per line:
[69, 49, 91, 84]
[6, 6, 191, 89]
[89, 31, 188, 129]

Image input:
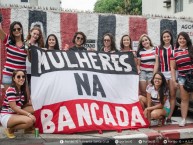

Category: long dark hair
[150, 72, 168, 105]
[120, 34, 132, 50]
[45, 34, 60, 50]
[160, 29, 174, 50]
[11, 70, 28, 105]
[176, 31, 193, 59]
[9, 21, 24, 45]
[101, 33, 117, 51]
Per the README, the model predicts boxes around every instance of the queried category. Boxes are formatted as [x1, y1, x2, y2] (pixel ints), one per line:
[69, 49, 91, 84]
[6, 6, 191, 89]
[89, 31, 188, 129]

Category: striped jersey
[171, 48, 193, 76]
[146, 84, 170, 108]
[137, 47, 156, 72]
[0, 87, 25, 114]
[155, 45, 173, 72]
[3, 34, 27, 76]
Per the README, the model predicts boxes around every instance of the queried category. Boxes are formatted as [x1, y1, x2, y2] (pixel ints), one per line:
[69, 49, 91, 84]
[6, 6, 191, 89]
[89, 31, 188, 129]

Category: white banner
[30, 46, 149, 134]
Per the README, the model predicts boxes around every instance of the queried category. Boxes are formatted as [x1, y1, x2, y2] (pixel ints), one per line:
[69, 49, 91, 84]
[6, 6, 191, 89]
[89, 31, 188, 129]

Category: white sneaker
[179, 119, 186, 127]
[150, 119, 158, 126]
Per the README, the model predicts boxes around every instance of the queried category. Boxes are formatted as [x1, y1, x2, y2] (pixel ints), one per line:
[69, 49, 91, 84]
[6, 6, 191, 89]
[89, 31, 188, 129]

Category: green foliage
[94, 0, 142, 15]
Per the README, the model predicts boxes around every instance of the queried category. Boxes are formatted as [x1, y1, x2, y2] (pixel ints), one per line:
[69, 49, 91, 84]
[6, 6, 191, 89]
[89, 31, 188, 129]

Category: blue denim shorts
[139, 70, 153, 81]
[2, 75, 12, 85]
[178, 76, 186, 85]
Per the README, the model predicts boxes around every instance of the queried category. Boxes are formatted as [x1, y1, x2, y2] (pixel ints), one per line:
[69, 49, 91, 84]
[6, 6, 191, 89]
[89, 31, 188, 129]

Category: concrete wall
[0, 7, 193, 82]
[142, 0, 193, 18]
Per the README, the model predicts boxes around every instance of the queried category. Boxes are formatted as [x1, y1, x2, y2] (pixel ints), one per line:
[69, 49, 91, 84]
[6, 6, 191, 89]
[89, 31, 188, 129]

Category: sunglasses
[104, 39, 111, 42]
[16, 75, 25, 79]
[76, 37, 84, 40]
[13, 28, 21, 32]
[154, 77, 162, 80]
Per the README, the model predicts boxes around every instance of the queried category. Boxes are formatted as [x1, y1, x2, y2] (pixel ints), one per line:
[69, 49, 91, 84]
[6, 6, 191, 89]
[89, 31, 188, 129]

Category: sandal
[158, 117, 165, 127]
[166, 118, 172, 124]
[24, 127, 35, 134]
[4, 128, 16, 139]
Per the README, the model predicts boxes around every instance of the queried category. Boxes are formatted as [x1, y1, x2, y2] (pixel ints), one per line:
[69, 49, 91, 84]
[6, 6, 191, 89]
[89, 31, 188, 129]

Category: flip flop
[4, 128, 16, 139]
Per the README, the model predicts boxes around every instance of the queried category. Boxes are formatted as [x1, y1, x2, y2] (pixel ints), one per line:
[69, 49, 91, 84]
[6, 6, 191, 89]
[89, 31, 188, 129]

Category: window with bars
[175, 0, 183, 13]
[21, 0, 28, 2]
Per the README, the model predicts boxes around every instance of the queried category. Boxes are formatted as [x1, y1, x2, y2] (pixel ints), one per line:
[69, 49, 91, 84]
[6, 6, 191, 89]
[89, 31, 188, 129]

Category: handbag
[183, 71, 193, 92]
[183, 55, 193, 92]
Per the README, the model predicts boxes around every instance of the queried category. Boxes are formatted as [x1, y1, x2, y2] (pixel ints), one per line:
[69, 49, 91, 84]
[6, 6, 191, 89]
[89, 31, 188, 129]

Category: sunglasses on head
[13, 28, 21, 32]
[76, 37, 83, 40]
[104, 39, 110, 42]
[16, 75, 25, 79]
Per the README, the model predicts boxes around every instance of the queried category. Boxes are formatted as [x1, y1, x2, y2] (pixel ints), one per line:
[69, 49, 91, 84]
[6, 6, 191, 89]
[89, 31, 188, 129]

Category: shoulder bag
[183, 55, 193, 92]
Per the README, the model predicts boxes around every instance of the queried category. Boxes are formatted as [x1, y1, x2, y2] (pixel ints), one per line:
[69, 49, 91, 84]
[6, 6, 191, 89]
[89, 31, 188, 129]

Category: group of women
[0, 20, 193, 138]
[138, 31, 193, 127]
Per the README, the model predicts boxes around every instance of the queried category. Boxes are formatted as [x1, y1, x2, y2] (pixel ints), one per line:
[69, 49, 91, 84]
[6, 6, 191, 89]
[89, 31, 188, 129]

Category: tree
[94, 0, 142, 15]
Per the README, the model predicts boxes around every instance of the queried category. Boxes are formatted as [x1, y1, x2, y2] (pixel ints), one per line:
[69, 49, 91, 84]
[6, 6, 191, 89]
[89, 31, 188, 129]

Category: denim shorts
[2, 75, 12, 85]
[139, 70, 153, 81]
[178, 76, 186, 85]
[162, 71, 171, 80]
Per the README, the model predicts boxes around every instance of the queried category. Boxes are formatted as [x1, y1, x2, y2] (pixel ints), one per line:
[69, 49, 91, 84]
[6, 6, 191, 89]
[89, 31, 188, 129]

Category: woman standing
[100, 33, 117, 52]
[25, 27, 44, 85]
[171, 32, 193, 126]
[141, 72, 170, 126]
[70, 31, 87, 51]
[120, 34, 134, 52]
[153, 30, 176, 124]
[0, 70, 36, 138]
[137, 34, 155, 97]
[45, 34, 60, 50]
[120, 34, 138, 69]
[0, 21, 27, 91]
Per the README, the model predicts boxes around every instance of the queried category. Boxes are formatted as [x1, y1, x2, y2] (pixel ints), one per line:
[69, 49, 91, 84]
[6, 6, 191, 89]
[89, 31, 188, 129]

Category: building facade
[142, 0, 193, 18]
[0, 0, 61, 8]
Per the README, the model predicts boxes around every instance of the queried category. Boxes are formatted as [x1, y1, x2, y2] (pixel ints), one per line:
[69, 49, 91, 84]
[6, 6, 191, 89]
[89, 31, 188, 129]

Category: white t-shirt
[146, 84, 170, 109]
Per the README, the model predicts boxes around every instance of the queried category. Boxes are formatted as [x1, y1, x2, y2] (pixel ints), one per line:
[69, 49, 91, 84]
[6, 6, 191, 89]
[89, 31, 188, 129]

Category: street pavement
[0, 117, 193, 145]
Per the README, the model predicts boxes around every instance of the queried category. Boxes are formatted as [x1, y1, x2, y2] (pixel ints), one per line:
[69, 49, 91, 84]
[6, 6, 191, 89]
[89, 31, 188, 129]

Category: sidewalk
[0, 117, 193, 145]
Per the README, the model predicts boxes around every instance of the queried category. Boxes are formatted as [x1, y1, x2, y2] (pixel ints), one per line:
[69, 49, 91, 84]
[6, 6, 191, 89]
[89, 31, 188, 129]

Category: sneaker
[158, 117, 165, 127]
[4, 128, 16, 139]
[179, 119, 186, 127]
[150, 119, 158, 126]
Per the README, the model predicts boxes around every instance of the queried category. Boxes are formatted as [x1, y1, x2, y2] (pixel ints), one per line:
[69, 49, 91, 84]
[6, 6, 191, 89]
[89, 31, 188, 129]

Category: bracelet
[27, 113, 31, 117]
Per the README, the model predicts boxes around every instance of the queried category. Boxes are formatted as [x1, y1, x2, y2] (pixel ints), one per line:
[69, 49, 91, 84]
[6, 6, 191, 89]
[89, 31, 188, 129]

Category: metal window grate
[21, 0, 28, 2]
[175, 0, 183, 13]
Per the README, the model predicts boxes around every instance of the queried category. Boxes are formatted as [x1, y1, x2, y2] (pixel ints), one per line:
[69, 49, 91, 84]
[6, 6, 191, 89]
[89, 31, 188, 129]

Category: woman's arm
[9, 101, 30, 116]
[153, 55, 159, 74]
[137, 58, 141, 74]
[0, 23, 6, 41]
[9, 101, 36, 122]
[143, 93, 152, 120]
[133, 52, 138, 70]
[147, 103, 163, 111]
